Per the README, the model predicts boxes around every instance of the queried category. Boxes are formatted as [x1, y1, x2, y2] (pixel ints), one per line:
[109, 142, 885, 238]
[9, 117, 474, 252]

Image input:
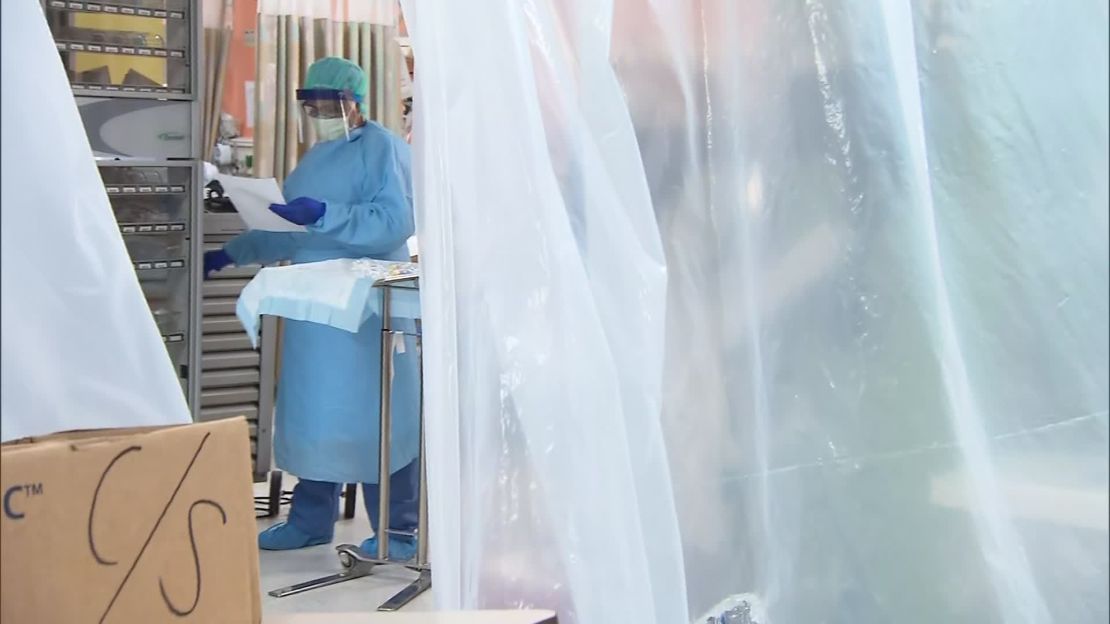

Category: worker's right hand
[204, 249, 234, 279]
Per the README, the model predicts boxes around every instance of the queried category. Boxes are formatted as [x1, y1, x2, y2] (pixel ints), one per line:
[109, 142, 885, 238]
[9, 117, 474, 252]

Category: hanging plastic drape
[407, 0, 1109, 622]
[1, 0, 191, 441]
[403, 1, 687, 621]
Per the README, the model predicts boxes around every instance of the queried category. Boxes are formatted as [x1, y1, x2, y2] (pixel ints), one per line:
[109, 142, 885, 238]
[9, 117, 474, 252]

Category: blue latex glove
[270, 196, 326, 226]
[204, 249, 233, 278]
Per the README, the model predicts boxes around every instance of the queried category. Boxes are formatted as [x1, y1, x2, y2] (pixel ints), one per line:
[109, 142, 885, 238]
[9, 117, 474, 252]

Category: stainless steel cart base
[267, 544, 431, 611]
[268, 275, 429, 612]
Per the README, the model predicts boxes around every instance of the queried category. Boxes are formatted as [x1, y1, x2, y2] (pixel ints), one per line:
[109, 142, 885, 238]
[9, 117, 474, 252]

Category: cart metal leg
[254, 471, 287, 518]
[267, 471, 283, 517]
[267, 280, 431, 610]
[343, 483, 358, 520]
[379, 569, 432, 611]
[268, 545, 378, 598]
[380, 320, 432, 612]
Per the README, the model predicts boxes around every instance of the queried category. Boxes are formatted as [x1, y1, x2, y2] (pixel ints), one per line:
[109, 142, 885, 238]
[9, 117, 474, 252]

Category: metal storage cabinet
[204, 212, 278, 480]
[43, 0, 278, 481]
[100, 161, 196, 396]
[40, 0, 203, 409]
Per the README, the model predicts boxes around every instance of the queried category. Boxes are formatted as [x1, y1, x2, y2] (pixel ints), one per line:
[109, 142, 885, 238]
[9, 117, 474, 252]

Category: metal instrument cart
[242, 269, 431, 611]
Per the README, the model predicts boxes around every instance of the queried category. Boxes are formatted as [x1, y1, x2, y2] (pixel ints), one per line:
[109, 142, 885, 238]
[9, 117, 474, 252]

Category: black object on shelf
[205, 179, 236, 213]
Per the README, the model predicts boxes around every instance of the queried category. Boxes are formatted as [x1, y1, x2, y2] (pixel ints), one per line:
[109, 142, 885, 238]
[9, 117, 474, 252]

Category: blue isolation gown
[225, 122, 419, 484]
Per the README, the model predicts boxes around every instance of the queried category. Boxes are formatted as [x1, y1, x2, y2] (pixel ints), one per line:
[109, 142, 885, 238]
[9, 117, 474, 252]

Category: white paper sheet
[215, 173, 305, 232]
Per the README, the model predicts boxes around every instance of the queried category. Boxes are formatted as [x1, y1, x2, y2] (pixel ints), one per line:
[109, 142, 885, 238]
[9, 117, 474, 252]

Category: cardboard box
[1, 418, 261, 623]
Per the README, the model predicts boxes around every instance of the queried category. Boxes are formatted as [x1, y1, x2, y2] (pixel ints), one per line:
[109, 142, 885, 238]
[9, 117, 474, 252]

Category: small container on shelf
[102, 165, 192, 227]
[44, 0, 192, 95]
[123, 230, 187, 265]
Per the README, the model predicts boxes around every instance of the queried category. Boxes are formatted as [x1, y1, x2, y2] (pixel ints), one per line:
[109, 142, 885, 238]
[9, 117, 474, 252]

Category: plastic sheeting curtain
[405, 0, 687, 621]
[406, 1, 1109, 622]
[254, 0, 404, 182]
[1, 0, 191, 441]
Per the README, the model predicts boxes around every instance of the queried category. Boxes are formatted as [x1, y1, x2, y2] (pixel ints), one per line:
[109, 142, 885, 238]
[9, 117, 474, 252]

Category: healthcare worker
[204, 57, 420, 559]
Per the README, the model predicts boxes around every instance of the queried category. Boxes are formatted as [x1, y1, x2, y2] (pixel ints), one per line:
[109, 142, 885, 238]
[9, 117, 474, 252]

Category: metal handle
[374, 273, 420, 287]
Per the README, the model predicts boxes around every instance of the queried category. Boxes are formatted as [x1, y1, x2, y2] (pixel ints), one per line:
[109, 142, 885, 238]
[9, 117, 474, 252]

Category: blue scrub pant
[287, 459, 420, 539]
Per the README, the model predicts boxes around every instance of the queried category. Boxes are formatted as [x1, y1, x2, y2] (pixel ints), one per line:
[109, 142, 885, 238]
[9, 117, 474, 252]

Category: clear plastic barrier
[1, 0, 190, 440]
[407, 1, 1108, 622]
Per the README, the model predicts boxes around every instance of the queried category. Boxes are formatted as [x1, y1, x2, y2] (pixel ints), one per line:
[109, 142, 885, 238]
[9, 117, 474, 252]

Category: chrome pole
[415, 320, 429, 566]
[377, 285, 393, 562]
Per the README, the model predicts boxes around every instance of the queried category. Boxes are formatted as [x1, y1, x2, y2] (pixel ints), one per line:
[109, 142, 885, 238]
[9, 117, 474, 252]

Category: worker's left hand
[203, 249, 234, 278]
[270, 196, 326, 226]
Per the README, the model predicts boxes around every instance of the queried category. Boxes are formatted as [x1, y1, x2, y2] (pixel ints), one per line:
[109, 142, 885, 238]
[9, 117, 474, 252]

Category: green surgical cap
[304, 56, 369, 114]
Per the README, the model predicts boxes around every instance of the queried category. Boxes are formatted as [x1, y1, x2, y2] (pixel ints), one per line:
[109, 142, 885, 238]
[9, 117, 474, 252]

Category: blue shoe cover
[258, 522, 332, 551]
[359, 535, 417, 561]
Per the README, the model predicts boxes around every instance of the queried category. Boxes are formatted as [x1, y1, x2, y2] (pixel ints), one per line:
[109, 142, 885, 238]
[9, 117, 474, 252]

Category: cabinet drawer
[203, 350, 260, 370]
[202, 333, 253, 352]
[202, 368, 260, 388]
[201, 386, 259, 408]
[200, 404, 261, 424]
[124, 231, 187, 264]
[202, 315, 244, 334]
[204, 279, 250, 298]
[203, 298, 237, 316]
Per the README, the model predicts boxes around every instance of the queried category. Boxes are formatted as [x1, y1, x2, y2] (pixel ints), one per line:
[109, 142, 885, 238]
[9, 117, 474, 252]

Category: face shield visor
[296, 88, 362, 144]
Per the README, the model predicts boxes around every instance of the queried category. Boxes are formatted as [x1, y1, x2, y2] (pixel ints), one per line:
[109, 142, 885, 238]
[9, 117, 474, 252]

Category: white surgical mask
[312, 117, 349, 142]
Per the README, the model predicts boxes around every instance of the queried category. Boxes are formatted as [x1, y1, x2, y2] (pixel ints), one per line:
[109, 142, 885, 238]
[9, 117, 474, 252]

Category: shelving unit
[45, 0, 192, 95]
[41, 0, 202, 411]
[99, 161, 197, 397]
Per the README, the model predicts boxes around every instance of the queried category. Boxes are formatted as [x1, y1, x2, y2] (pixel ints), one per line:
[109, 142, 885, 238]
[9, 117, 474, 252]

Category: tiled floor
[255, 481, 434, 617]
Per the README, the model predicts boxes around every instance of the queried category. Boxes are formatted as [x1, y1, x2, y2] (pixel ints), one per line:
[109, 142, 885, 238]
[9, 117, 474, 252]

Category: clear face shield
[296, 88, 362, 145]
